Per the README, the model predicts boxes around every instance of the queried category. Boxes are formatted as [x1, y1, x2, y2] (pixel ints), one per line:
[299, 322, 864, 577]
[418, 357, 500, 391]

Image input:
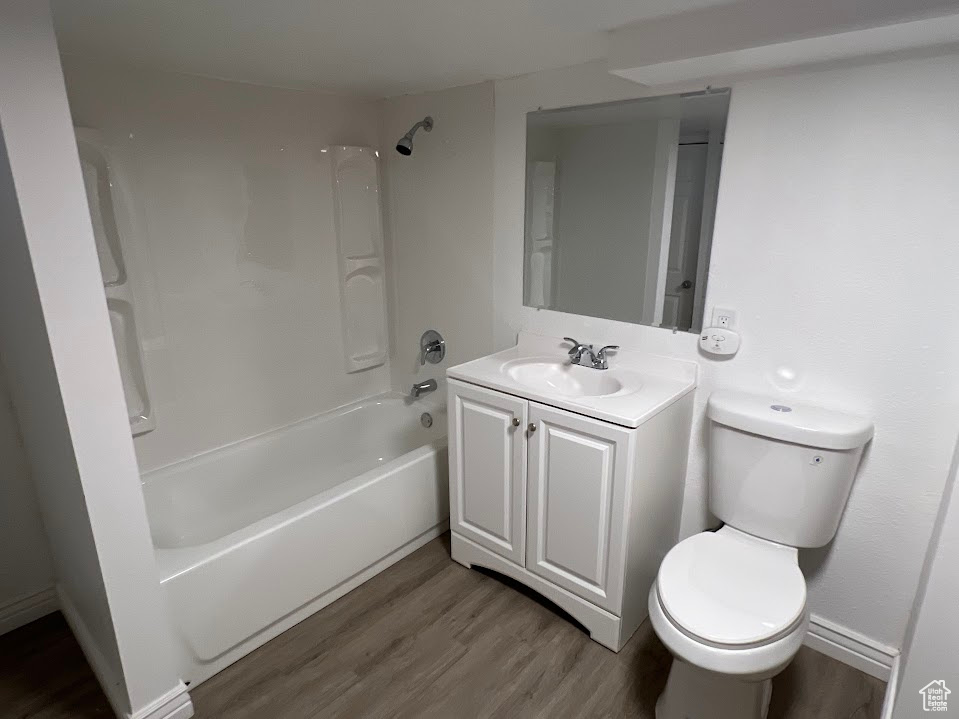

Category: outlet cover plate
[712, 307, 737, 329]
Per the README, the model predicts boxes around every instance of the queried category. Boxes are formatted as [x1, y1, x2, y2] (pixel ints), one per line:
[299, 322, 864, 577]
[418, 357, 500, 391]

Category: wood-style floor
[0, 534, 886, 718]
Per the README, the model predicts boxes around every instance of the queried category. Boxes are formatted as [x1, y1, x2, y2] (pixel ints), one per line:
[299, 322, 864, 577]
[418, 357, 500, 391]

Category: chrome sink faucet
[564, 337, 619, 370]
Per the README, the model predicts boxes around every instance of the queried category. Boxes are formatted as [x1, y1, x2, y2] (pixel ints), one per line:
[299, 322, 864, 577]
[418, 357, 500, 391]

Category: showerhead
[395, 116, 433, 155]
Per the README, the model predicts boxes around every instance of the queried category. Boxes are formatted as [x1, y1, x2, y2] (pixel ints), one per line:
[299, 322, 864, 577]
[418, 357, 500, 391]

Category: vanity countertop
[447, 332, 697, 428]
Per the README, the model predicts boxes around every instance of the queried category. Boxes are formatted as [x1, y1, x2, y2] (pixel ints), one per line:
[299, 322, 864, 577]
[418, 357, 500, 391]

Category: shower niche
[75, 128, 155, 436]
[328, 145, 389, 373]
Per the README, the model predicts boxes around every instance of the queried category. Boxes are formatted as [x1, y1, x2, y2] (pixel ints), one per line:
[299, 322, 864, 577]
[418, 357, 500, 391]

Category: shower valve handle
[419, 330, 446, 365]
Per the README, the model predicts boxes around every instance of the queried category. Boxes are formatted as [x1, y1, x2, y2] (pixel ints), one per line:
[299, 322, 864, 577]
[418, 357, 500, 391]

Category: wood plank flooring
[0, 534, 887, 718]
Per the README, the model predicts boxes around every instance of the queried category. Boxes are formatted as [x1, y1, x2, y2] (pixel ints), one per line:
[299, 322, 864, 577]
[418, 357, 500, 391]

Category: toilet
[649, 390, 873, 719]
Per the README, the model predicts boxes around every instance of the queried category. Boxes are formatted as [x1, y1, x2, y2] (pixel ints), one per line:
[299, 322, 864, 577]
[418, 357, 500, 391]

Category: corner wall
[893, 436, 959, 716]
[0, 360, 55, 634]
[380, 82, 496, 396]
[0, 2, 189, 716]
[493, 55, 959, 656]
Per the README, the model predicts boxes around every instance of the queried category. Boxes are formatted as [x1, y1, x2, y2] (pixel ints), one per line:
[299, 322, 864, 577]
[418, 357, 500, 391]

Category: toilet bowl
[649, 527, 809, 719]
[648, 390, 873, 719]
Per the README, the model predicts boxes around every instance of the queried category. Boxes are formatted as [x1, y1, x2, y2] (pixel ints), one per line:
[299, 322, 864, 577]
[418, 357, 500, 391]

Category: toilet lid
[657, 530, 807, 647]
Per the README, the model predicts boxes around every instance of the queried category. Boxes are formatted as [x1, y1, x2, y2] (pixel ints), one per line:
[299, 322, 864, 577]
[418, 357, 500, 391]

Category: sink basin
[447, 334, 696, 428]
[503, 359, 624, 398]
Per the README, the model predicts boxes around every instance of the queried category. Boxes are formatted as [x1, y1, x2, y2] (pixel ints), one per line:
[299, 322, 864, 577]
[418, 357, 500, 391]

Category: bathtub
[141, 392, 449, 686]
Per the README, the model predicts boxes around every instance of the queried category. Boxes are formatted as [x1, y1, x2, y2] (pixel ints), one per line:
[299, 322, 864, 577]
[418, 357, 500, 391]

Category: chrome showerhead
[395, 116, 433, 155]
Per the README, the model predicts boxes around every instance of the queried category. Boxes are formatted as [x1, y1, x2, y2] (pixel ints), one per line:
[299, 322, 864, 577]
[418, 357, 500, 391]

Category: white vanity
[446, 332, 697, 651]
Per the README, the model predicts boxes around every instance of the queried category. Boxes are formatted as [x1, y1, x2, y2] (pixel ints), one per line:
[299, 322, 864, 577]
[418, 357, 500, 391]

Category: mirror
[523, 89, 729, 333]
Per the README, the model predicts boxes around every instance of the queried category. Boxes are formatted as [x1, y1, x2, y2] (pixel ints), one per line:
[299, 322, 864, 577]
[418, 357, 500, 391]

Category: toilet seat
[656, 527, 806, 648]
[649, 580, 809, 678]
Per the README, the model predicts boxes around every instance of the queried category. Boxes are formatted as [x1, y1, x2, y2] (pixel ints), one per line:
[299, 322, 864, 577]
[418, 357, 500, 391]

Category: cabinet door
[526, 402, 632, 612]
[448, 380, 528, 565]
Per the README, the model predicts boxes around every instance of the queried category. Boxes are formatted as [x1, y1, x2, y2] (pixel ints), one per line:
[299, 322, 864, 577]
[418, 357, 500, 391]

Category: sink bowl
[503, 359, 624, 398]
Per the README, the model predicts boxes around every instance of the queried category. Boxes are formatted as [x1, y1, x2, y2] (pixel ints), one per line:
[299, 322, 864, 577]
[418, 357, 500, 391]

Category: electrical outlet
[712, 308, 736, 329]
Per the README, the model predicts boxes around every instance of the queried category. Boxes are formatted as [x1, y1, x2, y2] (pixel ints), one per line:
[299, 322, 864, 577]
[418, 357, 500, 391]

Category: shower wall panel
[62, 58, 390, 472]
[329, 146, 389, 373]
[75, 128, 155, 435]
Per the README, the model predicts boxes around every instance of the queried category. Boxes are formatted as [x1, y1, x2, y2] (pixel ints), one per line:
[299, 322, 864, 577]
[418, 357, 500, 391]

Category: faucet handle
[564, 337, 588, 356]
[596, 345, 619, 359]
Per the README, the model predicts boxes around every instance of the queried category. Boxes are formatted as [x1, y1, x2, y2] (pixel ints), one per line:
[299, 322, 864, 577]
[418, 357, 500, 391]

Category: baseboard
[129, 682, 193, 719]
[0, 586, 57, 636]
[804, 614, 898, 681]
[59, 584, 194, 719]
[58, 583, 130, 717]
[880, 653, 902, 719]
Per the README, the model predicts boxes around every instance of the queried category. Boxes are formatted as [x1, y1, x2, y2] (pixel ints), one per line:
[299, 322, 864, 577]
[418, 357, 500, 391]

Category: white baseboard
[4, 588, 191, 718]
[58, 583, 130, 717]
[129, 682, 193, 719]
[880, 654, 902, 719]
[0, 586, 57, 636]
[59, 584, 194, 719]
[804, 614, 898, 681]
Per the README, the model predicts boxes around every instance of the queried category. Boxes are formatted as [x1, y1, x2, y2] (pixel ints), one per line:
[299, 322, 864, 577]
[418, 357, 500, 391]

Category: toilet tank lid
[707, 390, 874, 450]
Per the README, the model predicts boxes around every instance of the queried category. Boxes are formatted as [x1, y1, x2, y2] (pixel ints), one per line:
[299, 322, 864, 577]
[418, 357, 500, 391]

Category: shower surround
[58, 58, 497, 685]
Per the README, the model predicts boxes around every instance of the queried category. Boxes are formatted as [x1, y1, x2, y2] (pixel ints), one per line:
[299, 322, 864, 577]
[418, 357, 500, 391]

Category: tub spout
[410, 379, 437, 398]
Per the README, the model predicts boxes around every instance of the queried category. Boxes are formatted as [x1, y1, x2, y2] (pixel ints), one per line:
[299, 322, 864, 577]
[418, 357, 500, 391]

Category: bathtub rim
[140, 388, 446, 481]
[153, 436, 448, 580]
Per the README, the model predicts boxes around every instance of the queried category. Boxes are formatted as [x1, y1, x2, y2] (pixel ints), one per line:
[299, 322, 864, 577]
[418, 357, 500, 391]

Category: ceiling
[49, 0, 735, 97]
[50, 0, 959, 98]
[529, 90, 729, 133]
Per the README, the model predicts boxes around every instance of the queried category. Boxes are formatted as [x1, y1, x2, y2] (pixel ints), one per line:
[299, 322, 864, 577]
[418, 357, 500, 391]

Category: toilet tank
[707, 391, 873, 548]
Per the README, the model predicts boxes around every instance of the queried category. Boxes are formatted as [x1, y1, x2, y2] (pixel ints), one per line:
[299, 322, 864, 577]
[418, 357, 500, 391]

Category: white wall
[380, 82, 496, 395]
[0, 359, 55, 634]
[0, 3, 189, 716]
[493, 55, 959, 653]
[893, 437, 959, 717]
[61, 57, 390, 473]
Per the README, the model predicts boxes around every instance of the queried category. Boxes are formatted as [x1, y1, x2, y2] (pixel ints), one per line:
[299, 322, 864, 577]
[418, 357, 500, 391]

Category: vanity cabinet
[448, 381, 528, 565]
[526, 403, 632, 614]
[447, 377, 693, 652]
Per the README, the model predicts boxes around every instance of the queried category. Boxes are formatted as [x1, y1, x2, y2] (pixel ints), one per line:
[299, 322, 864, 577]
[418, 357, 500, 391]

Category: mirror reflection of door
[525, 160, 557, 308]
[662, 144, 707, 331]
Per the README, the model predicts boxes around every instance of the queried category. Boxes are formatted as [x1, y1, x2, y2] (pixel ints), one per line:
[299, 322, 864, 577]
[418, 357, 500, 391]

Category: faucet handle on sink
[595, 345, 619, 370]
[564, 337, 591, 362]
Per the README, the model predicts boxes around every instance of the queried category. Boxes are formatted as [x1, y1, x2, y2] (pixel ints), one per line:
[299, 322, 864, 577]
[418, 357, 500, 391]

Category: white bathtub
[141, 392, 449, 685]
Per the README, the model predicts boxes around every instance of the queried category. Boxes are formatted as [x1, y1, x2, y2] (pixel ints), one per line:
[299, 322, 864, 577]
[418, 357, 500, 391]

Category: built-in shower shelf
[351, 349, 388, 366]
[344, 255, 383, 278]
[76, 127, 156, 436]
[329, 145, 390, 374]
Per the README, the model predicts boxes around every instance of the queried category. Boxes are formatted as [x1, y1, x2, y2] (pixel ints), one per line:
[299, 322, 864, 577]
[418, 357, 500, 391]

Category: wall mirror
[523, 89, 729, 332]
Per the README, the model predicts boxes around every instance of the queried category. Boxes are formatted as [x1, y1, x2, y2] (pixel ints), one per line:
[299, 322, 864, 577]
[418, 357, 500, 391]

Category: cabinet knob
[512, 417, 520, 427]
[528, 423, 537, 433]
